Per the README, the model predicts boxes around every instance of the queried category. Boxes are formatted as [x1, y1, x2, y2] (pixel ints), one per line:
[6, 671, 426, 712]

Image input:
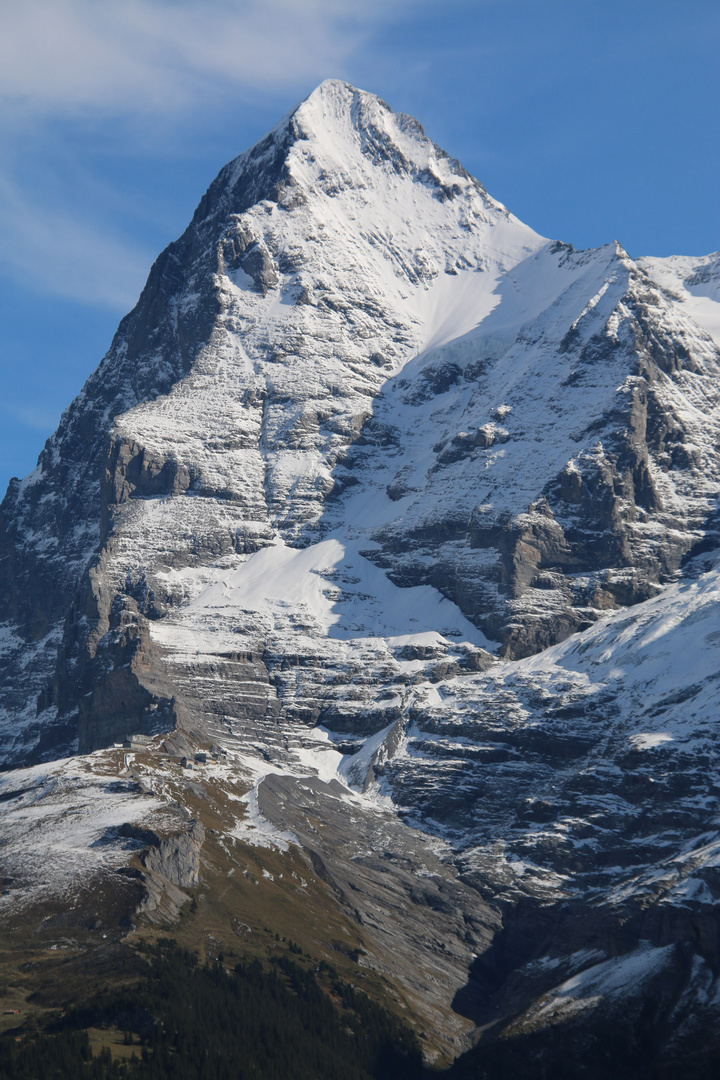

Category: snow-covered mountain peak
[236, 78, 467, 195]
[1, 83, 720, 1073]
[2, 81, 719, 760]
[215, 78, 544, 292]
[292, 78, 396, 140]
[289, 78, 464, 190]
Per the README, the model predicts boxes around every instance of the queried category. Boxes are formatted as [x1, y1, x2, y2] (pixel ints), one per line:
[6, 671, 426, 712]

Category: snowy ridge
[639, 252, 720, 347]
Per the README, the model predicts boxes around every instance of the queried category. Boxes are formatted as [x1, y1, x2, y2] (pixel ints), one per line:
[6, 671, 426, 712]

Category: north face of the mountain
[1, 79, 720, 770]
[0, 79, 540, 764]
[1, 80, 720, 1073]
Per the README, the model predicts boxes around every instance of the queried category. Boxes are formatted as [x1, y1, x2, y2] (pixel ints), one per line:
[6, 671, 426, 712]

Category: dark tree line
[0, 939, 424, 1080]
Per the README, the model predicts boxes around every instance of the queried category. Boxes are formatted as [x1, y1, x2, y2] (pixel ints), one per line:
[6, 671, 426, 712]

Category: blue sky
[0, 0, 717, 494]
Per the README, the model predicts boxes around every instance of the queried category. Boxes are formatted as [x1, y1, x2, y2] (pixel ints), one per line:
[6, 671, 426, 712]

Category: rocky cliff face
[1, 80, 719, 1070]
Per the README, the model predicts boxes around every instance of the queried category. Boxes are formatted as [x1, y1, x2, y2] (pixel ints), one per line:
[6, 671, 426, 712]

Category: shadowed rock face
[1, 79, 720, 1071]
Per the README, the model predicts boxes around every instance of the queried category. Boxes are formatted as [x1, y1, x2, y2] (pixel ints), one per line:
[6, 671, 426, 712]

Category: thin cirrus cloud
[0, 0, 409, 116]
[0, 0, 429, 310]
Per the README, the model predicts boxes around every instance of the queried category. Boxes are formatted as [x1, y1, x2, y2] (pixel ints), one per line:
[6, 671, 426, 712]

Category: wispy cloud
[0, 0, 412, 118]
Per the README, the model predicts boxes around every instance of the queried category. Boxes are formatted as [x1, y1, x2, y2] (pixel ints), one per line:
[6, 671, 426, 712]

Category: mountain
[1, 81, 719, 1074]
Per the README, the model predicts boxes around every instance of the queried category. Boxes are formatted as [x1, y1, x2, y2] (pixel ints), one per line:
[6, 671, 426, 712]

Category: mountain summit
[1, 82, 720, 1073]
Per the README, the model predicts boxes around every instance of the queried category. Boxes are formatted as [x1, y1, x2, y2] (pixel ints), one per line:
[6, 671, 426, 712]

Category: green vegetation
[0, 940, 424, 1080]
